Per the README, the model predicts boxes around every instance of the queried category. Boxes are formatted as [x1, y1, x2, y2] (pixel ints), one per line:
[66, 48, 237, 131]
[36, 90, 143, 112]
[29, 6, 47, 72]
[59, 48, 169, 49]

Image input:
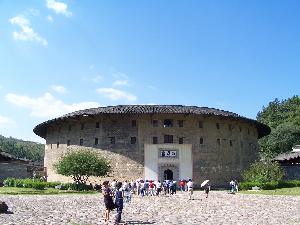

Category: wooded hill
[0, 135, 44, 162]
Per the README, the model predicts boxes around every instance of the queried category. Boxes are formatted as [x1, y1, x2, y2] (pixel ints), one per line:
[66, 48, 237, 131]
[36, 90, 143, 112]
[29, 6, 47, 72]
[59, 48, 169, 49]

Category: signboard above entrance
[160, 150, 177, 157]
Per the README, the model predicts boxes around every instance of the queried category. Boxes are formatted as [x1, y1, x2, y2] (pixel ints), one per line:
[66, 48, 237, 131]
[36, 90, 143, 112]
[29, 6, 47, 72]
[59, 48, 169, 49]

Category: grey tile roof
[33, 105, 271, 139]
[273, 151, 300, 161]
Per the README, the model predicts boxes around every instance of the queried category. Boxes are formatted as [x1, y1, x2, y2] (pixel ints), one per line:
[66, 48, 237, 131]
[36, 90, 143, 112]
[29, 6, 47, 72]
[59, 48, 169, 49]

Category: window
[217, 139, 220, 145]
[179, 137, 183, 144]
[239, 126, 242, 132]
[81, 123, 84, 130]
[216, 123, 220, 129]
[164, 119, 173, 128]
[152, 120, 158, 127]
[153, 137, 158, 144]
[230, 140, 233, 147]
[67, 140, 70, 146]
[96, 122, 100, 128]
[200, 137, 204, 145]
[95, 138, 99, 145]
[164, 135, 173, 143]
[79, 139, 83, 146]
[131, 137, 136, 144]
[110, 137, 115, 144]
[132, 120, 136, 127]
[199, 121, 203, 128]
[50, 144, 52, 149]
[178, 120, 183, 127]
[68, 125, 72, 131]
[57, 142, 60, 148]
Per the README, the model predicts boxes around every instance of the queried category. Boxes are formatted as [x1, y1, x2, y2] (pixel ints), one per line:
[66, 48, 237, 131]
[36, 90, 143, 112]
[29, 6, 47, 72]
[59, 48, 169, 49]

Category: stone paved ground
[0, 191, 300, 225]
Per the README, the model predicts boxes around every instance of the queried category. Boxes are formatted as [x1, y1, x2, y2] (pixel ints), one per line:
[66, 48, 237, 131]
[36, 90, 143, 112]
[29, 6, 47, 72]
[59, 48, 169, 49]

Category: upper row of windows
[54, 120, 255, 136]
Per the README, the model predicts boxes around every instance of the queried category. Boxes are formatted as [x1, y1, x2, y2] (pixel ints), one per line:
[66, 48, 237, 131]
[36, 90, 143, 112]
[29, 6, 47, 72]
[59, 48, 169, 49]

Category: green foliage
[55, 149, 110, 184]
[239, 180, 300, 190]
[64, 183, 93, 191]
[242, 161, 285, 183]
[258, 123, 300, 158]
[3, 178, 60, 190]
[0, 135, 44, 161]
[257, 95, 300, 159]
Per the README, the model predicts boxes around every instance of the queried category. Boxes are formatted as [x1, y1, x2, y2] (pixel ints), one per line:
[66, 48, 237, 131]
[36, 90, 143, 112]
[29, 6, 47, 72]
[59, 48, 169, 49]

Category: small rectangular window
[217, 139, 220, 145]
[199, 121, 203, 128]
[200, 137, 204, 145]
[79, 139, 83, 146]
[57, 142, 60, 148]
[164, 135, 173, 143]
[178, 120, 183, 127]
[239, 126, 242, 132]
[131, 137, 136, 144]
[67, 140, 70, 146]
[164, 119, 173, 128]
[96, 122, 100, 128]
[152, 120, 158, 127]
[110, 137, 115, 144]
[81, 123, 84, 130]
[216, 123, 220, 129]
[95, 138, 99, 145]
[153, 137, 158, 144]
[132, 120, 136, 127]
[230, 140, 233, 147]
[179, 137, 183, 144]
[68, 125, 72, 131]
[50, 144, 52, 149]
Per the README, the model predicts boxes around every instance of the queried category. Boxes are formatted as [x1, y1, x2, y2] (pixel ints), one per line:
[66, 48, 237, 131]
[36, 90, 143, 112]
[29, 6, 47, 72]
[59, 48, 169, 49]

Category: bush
[65, 183, 93, 191]
[31, 182, 46, 190]
[242, 161, 285, 183]
[239, 181, 262, 190]
[239, 180, 300, 190]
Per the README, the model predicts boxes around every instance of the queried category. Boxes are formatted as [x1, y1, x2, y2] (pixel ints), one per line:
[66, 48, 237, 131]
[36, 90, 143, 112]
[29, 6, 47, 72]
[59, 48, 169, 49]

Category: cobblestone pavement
[1, 191, 299, 225]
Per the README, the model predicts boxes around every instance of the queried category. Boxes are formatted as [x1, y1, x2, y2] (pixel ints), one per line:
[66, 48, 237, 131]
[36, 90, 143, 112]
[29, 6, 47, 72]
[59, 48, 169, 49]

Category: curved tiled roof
[33, 105, 270, 139]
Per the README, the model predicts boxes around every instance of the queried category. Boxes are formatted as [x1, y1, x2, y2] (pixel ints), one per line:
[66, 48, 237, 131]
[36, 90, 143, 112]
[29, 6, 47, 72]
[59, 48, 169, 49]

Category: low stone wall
[0, 161, 32, 183]
[282, 165, 300, 180]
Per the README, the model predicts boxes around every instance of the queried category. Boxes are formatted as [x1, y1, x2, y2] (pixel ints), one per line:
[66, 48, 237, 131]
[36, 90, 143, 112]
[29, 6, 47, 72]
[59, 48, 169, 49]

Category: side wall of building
[44, 114, 259, 186]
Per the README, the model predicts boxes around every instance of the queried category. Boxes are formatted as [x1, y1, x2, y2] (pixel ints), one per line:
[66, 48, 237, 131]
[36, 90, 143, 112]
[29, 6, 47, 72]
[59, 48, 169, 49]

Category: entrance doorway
[164, 169, 173, 180]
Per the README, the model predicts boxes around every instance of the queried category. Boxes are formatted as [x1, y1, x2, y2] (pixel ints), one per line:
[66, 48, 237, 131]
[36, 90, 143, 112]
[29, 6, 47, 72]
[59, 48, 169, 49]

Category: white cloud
[47, 15, 54, 22]
[51, 85, 67, 94]
[46, 0, 72, 17]
[5, 92, 100, 118]
[0, 115, 16, 128]
[9, 15, 48, 46]
[92, 75, 103, 83]
[27, 8, 40, 16]
[112, 80, 128, 87]
[96, 88, 137, 102]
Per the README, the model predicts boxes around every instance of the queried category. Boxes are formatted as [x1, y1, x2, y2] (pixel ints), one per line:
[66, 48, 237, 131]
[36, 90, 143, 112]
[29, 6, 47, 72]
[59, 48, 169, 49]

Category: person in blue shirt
[114, 182, 124, 224]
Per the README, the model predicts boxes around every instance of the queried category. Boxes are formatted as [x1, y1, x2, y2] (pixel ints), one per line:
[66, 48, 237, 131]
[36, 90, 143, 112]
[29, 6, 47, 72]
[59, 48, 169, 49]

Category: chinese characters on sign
[160, 150, 177, 157]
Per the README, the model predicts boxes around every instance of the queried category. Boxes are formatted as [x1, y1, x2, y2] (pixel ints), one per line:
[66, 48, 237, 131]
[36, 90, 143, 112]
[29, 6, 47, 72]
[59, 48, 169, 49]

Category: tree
[242, 161, 285, 183]
[55, 149, 111, 184]
[257, 95, 300, 159]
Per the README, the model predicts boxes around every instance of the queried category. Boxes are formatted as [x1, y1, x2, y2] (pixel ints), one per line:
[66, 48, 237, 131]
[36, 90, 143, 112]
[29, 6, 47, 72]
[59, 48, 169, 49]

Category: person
[234, 179, 239, 193]
[229, 180, 235, 193]
[187, 179, 194, 200]
[179, 179, 185, 192]
[102, 181, 115, 223]
[114, 182, 124, 224]
[203, 182, 210, 198]
[155, 180, 162, 196]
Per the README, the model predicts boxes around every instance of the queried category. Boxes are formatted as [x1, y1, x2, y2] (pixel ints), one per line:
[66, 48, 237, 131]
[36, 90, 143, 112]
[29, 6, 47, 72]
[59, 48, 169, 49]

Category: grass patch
[240, 187, 300, 196]
[0, 187, 99, 195]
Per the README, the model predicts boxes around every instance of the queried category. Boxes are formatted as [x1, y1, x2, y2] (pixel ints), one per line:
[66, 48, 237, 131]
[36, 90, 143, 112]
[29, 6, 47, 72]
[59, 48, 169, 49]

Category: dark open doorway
[164, 169, 173, 180]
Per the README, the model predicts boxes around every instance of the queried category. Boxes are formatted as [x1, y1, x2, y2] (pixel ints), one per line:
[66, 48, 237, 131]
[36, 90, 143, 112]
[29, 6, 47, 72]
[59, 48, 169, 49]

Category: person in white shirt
[187, 179, 194, 200]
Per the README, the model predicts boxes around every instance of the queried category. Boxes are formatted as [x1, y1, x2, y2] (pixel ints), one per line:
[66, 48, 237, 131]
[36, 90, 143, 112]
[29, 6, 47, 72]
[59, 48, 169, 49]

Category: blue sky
[0, 0, 299, 143]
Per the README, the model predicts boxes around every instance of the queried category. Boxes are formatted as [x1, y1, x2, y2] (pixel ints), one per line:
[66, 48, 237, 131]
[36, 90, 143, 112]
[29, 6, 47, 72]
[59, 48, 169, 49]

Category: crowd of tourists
[100, 178, 241, 224]
[100, 178, 196, 224]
